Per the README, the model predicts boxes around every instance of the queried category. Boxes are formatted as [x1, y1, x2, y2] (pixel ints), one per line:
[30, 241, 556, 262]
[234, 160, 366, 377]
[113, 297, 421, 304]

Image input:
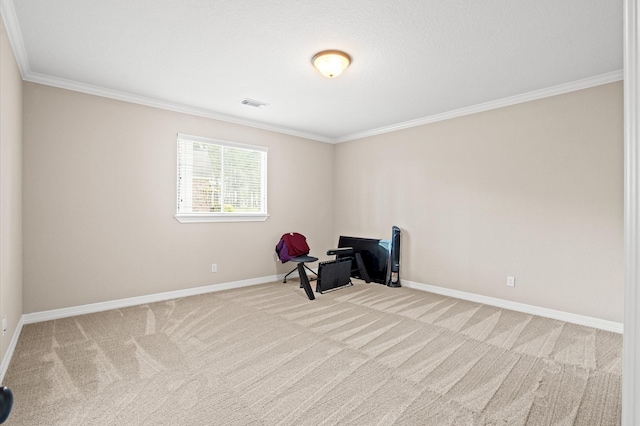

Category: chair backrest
[276, 232, 310, 263]
[283, 232, 310, 256]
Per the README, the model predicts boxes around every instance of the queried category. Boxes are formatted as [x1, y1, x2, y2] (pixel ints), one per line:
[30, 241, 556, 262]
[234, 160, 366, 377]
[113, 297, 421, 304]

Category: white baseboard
[18, 275, 624, 332]
[3, 274, 295, 380]
[402, 280, 623, 334]
[4, 274, 621, 382]
[22, 266, 319, 325]
[0, 315, 24, 383]
[22, 274, 285, 325]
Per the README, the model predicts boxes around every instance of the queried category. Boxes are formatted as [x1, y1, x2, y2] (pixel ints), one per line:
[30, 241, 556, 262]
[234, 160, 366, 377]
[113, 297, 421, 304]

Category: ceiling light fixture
[311, 50, 351, 78]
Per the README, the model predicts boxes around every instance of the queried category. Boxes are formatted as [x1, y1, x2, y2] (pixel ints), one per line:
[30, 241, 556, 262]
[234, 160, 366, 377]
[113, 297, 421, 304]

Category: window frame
[175, 133, 268, 223]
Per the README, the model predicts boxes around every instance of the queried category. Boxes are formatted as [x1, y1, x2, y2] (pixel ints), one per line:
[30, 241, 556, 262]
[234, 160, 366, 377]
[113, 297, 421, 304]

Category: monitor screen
[337, 236, 391, 284]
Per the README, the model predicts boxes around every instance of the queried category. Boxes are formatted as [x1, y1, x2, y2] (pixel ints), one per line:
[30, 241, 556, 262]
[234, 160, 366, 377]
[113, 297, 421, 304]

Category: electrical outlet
[507, 276, 515, 287]
[211, 264, 217, 273]
[2, 315, 7, 335]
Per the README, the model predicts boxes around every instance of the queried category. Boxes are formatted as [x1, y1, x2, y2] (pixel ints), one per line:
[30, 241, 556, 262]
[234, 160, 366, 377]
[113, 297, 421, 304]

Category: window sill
[175, 213, 269, 223]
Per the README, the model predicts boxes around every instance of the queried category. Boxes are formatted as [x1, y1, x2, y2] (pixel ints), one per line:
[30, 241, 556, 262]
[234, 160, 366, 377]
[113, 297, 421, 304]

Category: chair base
[297, 263, 315, 300]
[283, 255, 318, 283]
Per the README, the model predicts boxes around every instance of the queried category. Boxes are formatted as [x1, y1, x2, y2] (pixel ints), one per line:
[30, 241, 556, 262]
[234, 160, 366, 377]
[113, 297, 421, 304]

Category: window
[176, 134, 268, 223]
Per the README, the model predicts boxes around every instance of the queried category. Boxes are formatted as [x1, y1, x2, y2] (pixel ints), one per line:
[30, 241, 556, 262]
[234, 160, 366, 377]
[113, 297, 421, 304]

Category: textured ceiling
[1, 0, 624, 142]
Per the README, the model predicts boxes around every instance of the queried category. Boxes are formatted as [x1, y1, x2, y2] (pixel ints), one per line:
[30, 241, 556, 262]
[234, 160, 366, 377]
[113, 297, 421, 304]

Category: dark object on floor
[388, 226, 402, 287]
[316, 258, 353, 293]
[334, 236, 391, 284]
[297, 263, 315, 300]
[326, 247, 371, 283]
[0, 386, 13, 424]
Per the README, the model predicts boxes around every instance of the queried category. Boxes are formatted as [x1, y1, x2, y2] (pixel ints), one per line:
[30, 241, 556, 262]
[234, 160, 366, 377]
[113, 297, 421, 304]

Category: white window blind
[176, 134, 268, 223]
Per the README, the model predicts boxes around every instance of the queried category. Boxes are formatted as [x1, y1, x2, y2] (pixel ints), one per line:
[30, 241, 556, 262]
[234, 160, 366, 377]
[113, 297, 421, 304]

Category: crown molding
[1, 0, 625, 145]
[22, 71, 335, 143]
[23, 68, 623, 145]
[0, 0, 29, 75]
[336, 70, 624, 143]
[1, 0, 332, 143]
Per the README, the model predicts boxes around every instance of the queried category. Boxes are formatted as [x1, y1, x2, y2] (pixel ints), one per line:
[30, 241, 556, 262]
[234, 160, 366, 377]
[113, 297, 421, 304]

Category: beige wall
[21, 78, 624, 323]
[23, 83, 334, 313]
[334, 82, 624, 323]
[0, 19, 23, 360]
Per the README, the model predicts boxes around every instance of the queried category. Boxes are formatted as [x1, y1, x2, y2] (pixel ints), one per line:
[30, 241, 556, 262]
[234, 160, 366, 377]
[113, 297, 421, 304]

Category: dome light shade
[312, 50, 351, 78]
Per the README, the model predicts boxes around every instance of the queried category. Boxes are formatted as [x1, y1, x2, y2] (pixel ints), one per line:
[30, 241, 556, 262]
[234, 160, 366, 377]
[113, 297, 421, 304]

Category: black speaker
[0, 387, 13, 424]
[388, 226, 401, 287]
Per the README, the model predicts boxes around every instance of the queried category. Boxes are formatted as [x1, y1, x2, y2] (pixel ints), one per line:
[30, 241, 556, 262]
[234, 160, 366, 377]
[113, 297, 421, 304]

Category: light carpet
[4, 281, 622, 425]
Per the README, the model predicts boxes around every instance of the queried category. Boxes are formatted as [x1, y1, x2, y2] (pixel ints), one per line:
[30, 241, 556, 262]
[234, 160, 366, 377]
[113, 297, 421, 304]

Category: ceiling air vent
[241, 98, 268, 108]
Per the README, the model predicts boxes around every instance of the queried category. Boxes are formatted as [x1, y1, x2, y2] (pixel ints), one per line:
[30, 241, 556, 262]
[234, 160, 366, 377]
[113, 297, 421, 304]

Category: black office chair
[275, 232, 318, 284]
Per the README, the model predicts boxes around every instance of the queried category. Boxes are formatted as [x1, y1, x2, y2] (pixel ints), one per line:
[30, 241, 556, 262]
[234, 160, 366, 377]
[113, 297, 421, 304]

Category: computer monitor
[336, 236, 391, 284]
